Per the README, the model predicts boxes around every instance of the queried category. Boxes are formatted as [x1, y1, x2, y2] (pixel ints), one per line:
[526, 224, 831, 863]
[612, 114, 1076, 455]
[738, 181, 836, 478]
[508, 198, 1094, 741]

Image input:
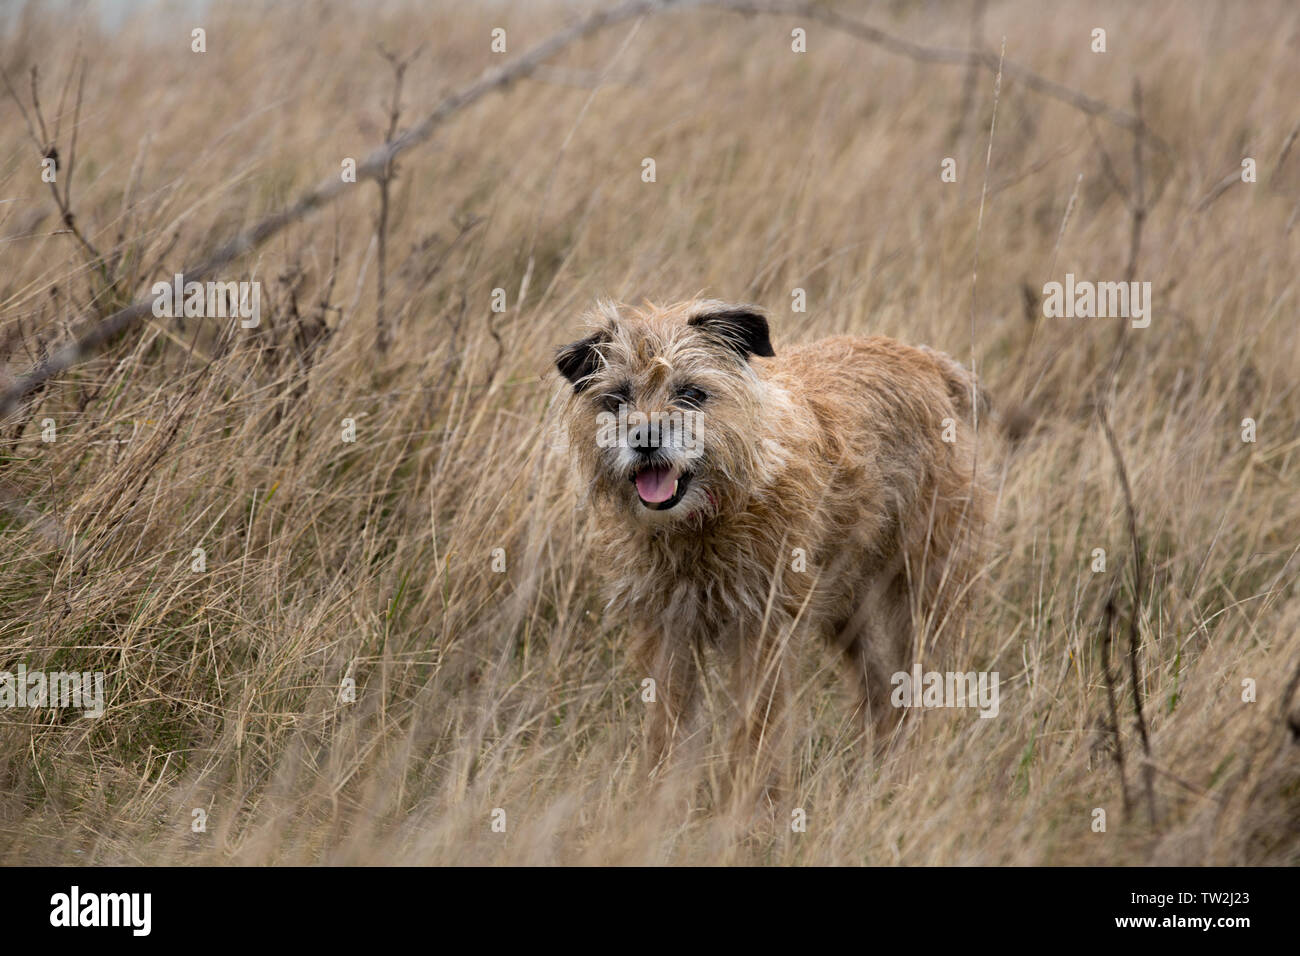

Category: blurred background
[0, 0, 1297, 864]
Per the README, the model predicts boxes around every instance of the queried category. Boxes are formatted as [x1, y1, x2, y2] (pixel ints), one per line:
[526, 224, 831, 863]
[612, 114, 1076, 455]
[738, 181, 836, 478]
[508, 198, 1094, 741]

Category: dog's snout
[628, 418, 661, 457]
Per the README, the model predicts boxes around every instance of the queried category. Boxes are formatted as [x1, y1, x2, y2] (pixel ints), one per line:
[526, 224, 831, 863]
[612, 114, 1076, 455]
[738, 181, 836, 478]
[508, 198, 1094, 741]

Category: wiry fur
[555, 299, 995, 801]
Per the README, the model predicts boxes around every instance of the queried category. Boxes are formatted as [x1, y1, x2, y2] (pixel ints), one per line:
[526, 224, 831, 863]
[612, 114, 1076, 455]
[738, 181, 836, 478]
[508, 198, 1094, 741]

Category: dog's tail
[920, 346, 997, 430]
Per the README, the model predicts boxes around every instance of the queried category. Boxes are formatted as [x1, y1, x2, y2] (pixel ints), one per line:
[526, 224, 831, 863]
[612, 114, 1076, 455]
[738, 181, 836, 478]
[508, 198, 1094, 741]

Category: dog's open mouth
[632, 465, 692, 510]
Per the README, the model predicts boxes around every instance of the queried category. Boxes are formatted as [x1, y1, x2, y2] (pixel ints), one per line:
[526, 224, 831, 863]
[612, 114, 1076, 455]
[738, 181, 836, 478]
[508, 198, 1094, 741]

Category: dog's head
[554, 299, 775, 527]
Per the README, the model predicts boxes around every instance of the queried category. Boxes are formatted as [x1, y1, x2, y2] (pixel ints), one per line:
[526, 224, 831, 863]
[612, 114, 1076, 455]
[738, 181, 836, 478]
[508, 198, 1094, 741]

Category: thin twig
[1, 60, 104, 267]
[1097, 81, 1154, 405]
[1274, 117, 1299, 183]
[374, 43, 423, 354]
[1101, 592, 1133, 817]
[1098, 406, 1157, 827]
[968, 36, 1003, 471]
[1195, 169, 1243, 213]
[949, 0, 986, 148]
[1124, 81, 1146, 285]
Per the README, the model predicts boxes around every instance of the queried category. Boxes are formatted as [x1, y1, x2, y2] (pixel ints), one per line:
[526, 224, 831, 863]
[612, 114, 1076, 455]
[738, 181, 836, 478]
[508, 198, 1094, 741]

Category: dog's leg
[726, 619, 794, 813]
[833, 619, 906, 747]
[632, 629, 700, 775]
[829, 564, 915, 751]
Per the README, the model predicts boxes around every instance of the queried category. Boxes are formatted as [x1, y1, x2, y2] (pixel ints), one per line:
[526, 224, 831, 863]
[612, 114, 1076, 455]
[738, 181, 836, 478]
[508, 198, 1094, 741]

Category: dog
[554, 298, 994, 799]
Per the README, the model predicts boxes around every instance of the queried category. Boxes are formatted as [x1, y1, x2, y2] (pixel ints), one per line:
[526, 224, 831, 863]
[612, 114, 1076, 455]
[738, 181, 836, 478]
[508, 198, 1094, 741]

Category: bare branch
[3, 59, 105, 266]
[1124, 80, 1146, 284]
[1098, 406, 1158, 827]
[374, 43, 421, 354]
[0, 65, 42, 149]
[707, 0, 1171, 152]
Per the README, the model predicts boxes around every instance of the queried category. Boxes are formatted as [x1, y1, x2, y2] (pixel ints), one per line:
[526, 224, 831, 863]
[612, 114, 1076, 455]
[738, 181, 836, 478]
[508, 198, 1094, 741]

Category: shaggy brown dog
[554, 299, 993, 798]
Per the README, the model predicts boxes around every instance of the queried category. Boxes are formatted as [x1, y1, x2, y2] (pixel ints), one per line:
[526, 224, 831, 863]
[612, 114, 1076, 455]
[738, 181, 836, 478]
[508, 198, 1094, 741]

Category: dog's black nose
[628, 421, 657, 455]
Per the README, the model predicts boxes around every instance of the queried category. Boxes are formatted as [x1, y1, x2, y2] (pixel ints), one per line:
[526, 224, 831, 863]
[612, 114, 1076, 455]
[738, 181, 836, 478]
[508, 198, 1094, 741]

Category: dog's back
[759, 334, 996, 726]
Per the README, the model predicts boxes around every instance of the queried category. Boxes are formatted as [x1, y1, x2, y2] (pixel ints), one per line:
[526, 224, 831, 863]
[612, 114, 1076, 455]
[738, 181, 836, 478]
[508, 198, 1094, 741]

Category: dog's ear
[687, 305, 775, 360]
[554, 330, 608, 392]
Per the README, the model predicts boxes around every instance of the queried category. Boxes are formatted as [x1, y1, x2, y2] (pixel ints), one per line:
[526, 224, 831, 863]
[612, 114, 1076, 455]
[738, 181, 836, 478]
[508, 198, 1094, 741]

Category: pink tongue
[635, 466, 677, 503]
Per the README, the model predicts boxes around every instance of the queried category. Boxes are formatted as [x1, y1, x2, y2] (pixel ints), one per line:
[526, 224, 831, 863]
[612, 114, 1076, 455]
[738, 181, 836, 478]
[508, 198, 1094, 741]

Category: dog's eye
[599, 387, 630, 412]
[676, 385, 707, 408]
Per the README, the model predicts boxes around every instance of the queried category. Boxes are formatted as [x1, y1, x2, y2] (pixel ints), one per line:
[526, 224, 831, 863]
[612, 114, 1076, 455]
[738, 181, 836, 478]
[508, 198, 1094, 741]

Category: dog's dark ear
[687, 305, 775, 360]
[554, 331, 607, 392]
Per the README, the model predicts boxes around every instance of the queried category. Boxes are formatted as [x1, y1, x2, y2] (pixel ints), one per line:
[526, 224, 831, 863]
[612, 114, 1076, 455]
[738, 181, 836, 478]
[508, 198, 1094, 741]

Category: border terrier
[554, 299, 993, 795]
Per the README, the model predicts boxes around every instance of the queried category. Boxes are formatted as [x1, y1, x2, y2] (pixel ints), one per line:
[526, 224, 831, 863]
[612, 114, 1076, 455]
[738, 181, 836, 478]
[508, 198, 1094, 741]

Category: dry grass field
[1, 0, 1297, 865]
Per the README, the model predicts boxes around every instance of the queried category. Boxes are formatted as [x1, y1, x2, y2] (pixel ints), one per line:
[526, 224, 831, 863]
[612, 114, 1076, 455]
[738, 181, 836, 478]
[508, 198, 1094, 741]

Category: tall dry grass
[0, 0, 1297, 864]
